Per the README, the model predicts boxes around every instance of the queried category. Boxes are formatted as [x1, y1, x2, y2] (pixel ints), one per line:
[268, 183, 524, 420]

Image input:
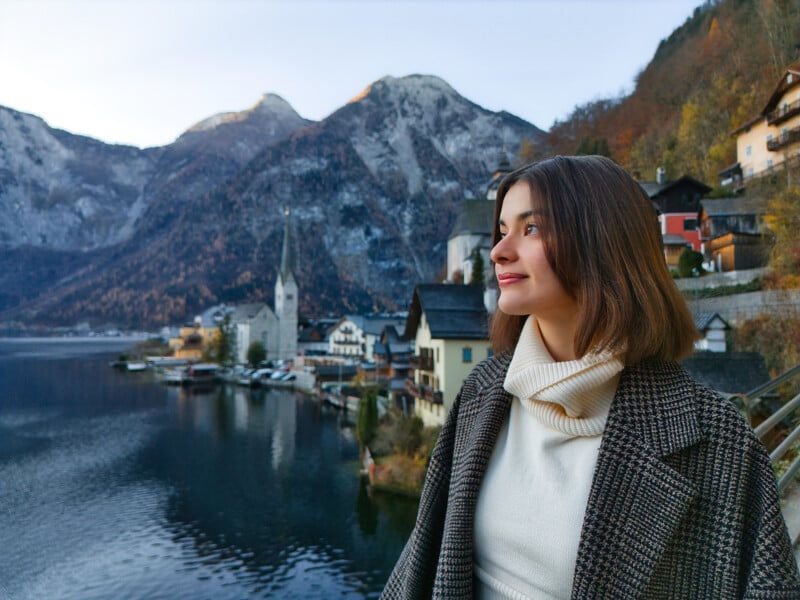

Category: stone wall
[688, 289, 800, 324]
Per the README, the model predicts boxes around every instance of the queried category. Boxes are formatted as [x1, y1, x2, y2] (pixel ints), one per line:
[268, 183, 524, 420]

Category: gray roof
[694, 312, 731, 332]
[700, 196, 767, 217]
[680, 351, 773, 397]
[662, 233, 691, 246]
[229, 303, 272, 322]
[404, 284, 488, 340]
[449, 199, 495, 238]
[638, 175, 712, 198]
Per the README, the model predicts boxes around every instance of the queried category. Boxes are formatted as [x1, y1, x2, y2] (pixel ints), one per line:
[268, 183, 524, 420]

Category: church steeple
[274, 207, 298, 361]
[279, 206, 295, 283]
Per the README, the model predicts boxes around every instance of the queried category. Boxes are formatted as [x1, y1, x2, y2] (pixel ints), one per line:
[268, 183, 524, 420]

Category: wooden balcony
[405, 378, 442, 404]
[409, 354, 434, 371]
[404, 378, 420, 398]
[766, 99, 800, 126]
[767, 126, 800, 151]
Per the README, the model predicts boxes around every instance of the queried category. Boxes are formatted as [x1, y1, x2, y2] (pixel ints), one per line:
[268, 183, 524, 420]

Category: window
[767, 133, 773, 143]
[462, 347, 473, 363]
[684, 218, 697, 232]
[745, 145, 752, 156]
[767, 158, 774, 169]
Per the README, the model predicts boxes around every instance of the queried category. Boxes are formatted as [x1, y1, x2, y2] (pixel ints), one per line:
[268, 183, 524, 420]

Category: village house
[168, 306, 229, 360]
[697, 195, 771, 272]
[723, 60, 800, 184]
[404, 284, 491, 427]
[638, 168, 712, 265]
[328, 314, 407, 361]
[297, 318, 337, 356]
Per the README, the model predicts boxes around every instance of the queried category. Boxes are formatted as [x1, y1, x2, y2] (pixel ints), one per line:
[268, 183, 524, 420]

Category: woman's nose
[490, 236, 513, 264]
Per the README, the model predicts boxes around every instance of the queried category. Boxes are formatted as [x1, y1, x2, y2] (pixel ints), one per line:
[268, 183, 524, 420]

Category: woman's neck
[535, 317, 578, 362]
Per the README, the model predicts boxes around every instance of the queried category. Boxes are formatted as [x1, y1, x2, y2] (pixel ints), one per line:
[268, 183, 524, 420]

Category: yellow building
[403, 284, 491, 427]
[728, 61, 800, 183]
[168, 315, 221, 361]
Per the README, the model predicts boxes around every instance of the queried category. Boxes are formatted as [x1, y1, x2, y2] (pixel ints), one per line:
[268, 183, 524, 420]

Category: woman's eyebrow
[498, 209, 538, 227]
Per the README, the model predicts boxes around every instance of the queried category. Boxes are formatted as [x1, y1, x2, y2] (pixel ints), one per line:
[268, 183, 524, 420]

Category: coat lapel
[571, 360, 704, 598]
[433, 362, 513, 597]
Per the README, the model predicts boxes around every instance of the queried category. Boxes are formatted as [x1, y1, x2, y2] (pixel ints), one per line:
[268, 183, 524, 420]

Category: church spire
[280, 206, 294, 282]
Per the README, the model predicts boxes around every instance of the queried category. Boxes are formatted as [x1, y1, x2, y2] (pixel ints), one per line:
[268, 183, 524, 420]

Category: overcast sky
[0, 0, 702, 148]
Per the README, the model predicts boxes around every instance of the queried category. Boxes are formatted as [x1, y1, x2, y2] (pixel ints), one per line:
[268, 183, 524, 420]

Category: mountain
[0, 75, 543, 329]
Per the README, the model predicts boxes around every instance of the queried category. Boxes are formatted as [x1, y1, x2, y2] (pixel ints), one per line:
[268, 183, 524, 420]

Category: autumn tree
[765, 187, 800, 288]
[208, 314, 235, 365]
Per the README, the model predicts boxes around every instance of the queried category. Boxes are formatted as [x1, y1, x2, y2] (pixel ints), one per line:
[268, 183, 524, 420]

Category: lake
[0, 339, 416, 599]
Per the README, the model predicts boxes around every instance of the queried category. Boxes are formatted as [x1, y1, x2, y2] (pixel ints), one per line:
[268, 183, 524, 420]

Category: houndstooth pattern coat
[381, 354, 800, 599]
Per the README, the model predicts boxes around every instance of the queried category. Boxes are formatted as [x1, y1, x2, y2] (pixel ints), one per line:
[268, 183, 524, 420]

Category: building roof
[662, 233, 691, 246]
[335, 314, 407, 337]
[449, 199, 495, 239]
[693, 312, 731, 332]
[680, 351, 773, 397]
[639, 175, 712, 199]
[195, 304, 234, 328]
[315, 364, 358, 378]
[229, 303, 272, 323]
[404, 283, 488, 340]
[761, 60, 800, 114]
[700, 196, 767, 217]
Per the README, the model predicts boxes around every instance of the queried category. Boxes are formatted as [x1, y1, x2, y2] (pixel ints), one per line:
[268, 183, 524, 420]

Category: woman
[382, 156, 800, 599]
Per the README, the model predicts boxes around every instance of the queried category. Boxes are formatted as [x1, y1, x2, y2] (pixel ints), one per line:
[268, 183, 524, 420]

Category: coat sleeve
[740, 429, 800, 598]
[380, 391, 463, 599]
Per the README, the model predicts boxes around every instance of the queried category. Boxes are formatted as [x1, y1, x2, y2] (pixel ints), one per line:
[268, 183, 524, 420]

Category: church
[230, 209, 298, 363]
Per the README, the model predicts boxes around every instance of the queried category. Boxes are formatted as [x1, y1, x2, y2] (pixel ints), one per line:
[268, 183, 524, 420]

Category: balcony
[404, 378, 420, 398]
[767, 126, 800, 151]
[404, 378, 443, 404]
[409, 354, 434, 371]
[766, 99, 800, 126]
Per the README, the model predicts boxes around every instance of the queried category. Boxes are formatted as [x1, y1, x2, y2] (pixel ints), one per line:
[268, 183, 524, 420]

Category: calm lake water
[0, 339, 417, 599]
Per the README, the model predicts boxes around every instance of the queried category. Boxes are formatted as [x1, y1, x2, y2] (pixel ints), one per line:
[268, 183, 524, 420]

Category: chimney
[656, 166, 666, 185]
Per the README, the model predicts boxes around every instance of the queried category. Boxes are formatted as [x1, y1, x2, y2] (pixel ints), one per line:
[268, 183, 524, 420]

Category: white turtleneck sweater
[474, 317, 623, 600]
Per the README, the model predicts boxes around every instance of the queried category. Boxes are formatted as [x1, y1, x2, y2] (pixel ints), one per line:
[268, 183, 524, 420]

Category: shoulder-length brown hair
[490, 155, 697, 364]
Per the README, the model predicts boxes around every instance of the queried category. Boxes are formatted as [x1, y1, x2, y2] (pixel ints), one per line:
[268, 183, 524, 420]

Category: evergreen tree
[470, 248, 485, 287]
[246, 340, 266, 367]
[677, 247, 705, 278]
[356, 388, 379, 450]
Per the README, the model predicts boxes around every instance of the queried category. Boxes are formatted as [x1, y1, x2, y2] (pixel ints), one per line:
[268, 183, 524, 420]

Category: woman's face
[490, 181, 578, 322]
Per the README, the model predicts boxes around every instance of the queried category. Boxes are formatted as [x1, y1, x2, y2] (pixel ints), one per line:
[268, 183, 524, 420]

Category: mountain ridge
[0, 74, 544, 328]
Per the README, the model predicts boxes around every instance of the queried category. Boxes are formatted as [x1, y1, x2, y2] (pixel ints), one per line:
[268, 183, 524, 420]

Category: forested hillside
[530, 0, 800, 185]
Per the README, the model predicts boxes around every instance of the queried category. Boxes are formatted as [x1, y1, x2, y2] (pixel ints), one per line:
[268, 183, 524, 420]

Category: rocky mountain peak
[184, 93, 307, 136]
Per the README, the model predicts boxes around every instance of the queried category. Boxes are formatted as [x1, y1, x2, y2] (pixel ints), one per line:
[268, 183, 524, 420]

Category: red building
[639, 169, 712, 266]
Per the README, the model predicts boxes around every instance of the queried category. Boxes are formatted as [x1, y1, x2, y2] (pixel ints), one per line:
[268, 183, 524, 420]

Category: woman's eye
[525, 224, 539, 236]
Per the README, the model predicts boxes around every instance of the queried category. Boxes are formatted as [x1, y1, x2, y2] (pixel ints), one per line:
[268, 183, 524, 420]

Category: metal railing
[736, 364, 800, 493]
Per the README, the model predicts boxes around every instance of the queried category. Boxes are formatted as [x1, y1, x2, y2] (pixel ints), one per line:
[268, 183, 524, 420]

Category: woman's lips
[496, 272, 527, 286]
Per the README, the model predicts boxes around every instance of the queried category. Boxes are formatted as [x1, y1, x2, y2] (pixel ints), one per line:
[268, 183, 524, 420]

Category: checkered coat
[381, 354, 800, 599]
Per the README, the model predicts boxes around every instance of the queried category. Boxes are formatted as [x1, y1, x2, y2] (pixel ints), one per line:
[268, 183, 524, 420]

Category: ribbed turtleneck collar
[503, 316, 624, 436]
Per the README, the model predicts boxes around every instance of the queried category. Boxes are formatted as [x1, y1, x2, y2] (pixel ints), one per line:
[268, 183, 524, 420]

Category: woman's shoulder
[626, 358, 759, 443]
[461, 353, 512, 394]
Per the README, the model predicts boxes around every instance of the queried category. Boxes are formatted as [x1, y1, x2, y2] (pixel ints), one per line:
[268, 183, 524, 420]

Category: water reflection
[0, 343, 417, 599]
